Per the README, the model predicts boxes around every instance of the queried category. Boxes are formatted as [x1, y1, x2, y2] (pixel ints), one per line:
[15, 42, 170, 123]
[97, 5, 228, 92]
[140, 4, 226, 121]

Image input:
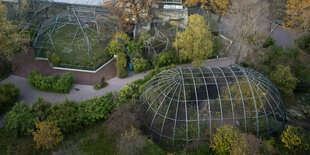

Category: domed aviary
[139, 65, 286, 144]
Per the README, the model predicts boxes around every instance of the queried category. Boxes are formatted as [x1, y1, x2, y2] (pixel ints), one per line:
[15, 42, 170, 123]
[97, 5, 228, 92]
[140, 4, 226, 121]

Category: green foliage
[115, 66, 172, 106]
[93, 76, 108, 90]
[0, 59, 12, 80]
[116, 52, 128, 78]
[133, 58, 152, 73]
[32, 121, 63, 150]
[281, 126, 310, 155]
[142, 138, 166, 155]
[263, 37, 276, 48]
[4, 102, 39, 136]
[186, 144, 212, 155]
[174, 14, 213, 66]
[210, 125, 248, 155]
[295, 35, 310, 53]
[127, 41, 143, 58]
[30, 98, 51, 121]
[28, 70, 74, 93]
[47, 100, 79, 133]
[0, 83, 19, 114]
[47, 52, 60, 65]
[270, 65, 298, 96]
[0, 2, 29, 62]
[153, 48, 179, 67]
[295, 62, 310, 93]
[78, 93, 115, 126]
[107, 32, 130, 55]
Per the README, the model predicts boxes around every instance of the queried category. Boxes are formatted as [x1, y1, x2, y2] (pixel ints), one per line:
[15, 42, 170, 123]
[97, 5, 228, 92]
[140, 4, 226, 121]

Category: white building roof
[49, 0, 104, 6]
[1, 0, 105, 6]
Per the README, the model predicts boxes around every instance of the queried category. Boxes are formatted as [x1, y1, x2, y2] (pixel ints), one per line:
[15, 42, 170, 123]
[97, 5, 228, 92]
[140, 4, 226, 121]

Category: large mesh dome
[139, 65, 286, 144]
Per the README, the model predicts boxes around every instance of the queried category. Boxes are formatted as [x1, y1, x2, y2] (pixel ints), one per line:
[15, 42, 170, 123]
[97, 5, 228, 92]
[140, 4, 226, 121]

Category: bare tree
[104, 0, 156, 32]
[229, 0, 269, 63]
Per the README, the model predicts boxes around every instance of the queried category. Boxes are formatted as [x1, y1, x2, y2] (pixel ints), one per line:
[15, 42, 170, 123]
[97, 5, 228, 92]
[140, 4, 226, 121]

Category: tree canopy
[0, 2, 28, 61]
[186, 0, 230, 18]
[270, 65, 298, 96]
[173, 14, 213, 66]
[104, 0, 156, 31]
[283, 0, 310, 34]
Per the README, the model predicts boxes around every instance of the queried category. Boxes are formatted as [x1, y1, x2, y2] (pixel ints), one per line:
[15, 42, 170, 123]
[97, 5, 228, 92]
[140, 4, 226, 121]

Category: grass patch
[36, 23, 114, 68]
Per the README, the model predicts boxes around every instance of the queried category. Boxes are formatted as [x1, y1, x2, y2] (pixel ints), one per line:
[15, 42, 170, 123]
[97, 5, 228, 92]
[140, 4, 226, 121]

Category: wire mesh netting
[31, 7, 117, 70]
[139, 65, 286, 144]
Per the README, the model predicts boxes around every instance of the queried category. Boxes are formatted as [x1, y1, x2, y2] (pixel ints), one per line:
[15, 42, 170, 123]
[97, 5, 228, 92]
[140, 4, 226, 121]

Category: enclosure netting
[139, 65, 286, 144]
[31, 7, 117, 70]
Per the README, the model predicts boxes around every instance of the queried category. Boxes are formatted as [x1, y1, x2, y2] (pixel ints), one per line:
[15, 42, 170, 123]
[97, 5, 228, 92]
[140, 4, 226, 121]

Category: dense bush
[116, 53, 128, 78]
[210, 125, 248, 154]
[270, 65, 298, 96]
[107, 32, 130, 55]
[142, 139, 166, 155]
[4, 102, 39, 136]
[0, 83, 19, 114]
[0, 59, 12, 80]
[30, 98, 51, 121]
[127, 41, 143, 58]
[133, 58, 152, 73]
[186, 144, 212, 155]
[32, 121, 63, 150]
[47, 100, 79, 133]
[263, 37, 275, 48]
[115, 66, 172, 106]
[295, 35, 310, 53]
[78, 93, 114, 126]
[153, 49, 179, 67]
[28, 70, 74, 93]
[47, 52, 60, 66]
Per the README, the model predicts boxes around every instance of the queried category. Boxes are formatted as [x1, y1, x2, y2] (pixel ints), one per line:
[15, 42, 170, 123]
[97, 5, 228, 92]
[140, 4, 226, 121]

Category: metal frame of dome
[31, 7, 117, 67]
[139, 65, 286, 144]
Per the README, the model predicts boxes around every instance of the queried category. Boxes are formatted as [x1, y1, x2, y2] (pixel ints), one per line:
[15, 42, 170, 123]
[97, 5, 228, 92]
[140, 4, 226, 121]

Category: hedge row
[28, 70, 74, 94]
[4, 93, 115, 136]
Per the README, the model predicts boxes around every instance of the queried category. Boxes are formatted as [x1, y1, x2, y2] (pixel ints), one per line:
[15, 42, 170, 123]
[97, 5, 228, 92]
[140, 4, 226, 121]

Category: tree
[229, 0, 269, 63]
[270, 65, 297, 96]
[283, 0, 310, 34]
[281, 126, 309, 154]
[210, 125, 248, 154]
[32, 121, 63, 150]
[0, 2, 28, 61]
[107, 32, 130, 55]
[4, 102, 39, 136]
[186, 0, 230, 22]
[174, 14, 213, 66]
[104, 0, 156, 31]
[116, 52, 128, 78]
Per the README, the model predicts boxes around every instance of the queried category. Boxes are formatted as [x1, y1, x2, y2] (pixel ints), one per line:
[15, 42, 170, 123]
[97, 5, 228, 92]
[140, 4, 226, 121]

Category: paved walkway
[0, 72, 147, 127]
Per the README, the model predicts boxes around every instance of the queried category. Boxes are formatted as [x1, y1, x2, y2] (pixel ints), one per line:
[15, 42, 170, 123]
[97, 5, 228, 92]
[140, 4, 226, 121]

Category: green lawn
[41, 24, 113, 67]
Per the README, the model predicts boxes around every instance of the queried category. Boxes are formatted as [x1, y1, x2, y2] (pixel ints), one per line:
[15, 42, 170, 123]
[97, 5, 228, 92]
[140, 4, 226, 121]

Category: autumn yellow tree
[185, 0, 230, 21]
[283, 0, 310, 34]
[173, 14, 213, 66]
[104, 0, 156, 31]
[32, 121, 63, 150]
[211, 125, 249, 154]
[281, 126, 309, 154]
